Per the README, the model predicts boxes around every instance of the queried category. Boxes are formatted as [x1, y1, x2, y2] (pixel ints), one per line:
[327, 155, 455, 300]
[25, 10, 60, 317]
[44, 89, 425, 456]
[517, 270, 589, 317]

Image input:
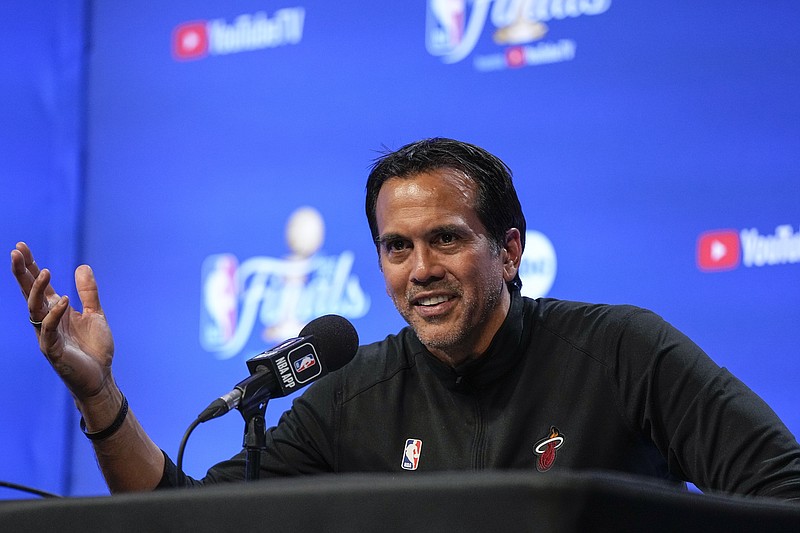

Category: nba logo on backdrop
[401, 439, 422, 470]
[425, 0, 466, 58]
[697, 229, 740, 271]
[200, 254, 240, 347]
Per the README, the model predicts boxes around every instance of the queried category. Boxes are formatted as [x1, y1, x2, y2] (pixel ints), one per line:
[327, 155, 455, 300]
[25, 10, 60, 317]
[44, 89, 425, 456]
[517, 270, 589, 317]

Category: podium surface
[1, 470, 798, 532]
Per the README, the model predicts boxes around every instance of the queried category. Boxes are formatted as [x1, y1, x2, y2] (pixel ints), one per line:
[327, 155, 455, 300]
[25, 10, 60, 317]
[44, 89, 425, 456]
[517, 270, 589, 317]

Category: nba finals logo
[425, 0, 612, 70]
[200, 206, 370, 359]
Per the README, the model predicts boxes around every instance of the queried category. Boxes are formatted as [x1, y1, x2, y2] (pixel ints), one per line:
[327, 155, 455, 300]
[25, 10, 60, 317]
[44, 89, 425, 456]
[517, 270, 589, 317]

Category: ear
[501, 228, 522, 282]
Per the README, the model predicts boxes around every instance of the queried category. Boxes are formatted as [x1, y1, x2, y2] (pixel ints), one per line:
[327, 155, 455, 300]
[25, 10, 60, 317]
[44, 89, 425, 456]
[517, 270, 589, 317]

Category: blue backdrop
[0, 1, 85, 498]
[2, 0, 798, 497]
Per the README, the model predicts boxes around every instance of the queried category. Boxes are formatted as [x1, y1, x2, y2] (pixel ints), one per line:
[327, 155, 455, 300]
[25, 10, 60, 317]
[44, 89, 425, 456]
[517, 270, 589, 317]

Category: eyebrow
[375, 232, 402, 247]
[376, 224, 467, 246]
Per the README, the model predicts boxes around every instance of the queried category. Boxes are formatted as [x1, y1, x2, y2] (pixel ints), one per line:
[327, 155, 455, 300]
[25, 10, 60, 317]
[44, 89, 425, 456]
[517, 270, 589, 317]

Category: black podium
[1, 471, 798, 532]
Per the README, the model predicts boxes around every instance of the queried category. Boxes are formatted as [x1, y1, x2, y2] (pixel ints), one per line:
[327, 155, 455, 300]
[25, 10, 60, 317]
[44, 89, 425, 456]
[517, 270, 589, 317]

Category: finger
[75, 264, 103, 315]
[15, 242, 42, 278]
[11, 248, 34, 296]
[38, 295, 69, 361]
[28, 269, 55, 323]
[11, 243, 56, 300]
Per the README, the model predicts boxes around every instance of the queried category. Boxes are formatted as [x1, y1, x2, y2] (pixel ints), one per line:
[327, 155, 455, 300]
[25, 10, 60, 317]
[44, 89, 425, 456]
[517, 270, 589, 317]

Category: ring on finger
[29, 316, 43, 328]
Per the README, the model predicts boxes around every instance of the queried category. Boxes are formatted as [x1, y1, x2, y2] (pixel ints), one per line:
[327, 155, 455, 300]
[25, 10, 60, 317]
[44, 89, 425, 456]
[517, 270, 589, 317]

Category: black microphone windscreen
[299, 315, 359, 371]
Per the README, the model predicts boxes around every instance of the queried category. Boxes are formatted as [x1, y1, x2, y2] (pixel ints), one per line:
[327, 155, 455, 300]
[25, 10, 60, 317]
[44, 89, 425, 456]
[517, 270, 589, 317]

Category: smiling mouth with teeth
[416, 295, 451, 306]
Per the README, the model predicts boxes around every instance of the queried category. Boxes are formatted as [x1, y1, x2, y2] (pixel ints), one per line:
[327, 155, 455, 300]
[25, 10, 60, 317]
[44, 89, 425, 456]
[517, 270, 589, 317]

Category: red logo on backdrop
[505, 46, 526, 68]
[173, 21, 209, 60]
[697, 230, 740, 271]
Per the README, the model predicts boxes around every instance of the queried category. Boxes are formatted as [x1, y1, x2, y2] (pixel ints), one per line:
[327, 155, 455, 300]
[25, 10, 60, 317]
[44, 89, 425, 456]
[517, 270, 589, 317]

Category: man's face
[375, 169, 519, 365]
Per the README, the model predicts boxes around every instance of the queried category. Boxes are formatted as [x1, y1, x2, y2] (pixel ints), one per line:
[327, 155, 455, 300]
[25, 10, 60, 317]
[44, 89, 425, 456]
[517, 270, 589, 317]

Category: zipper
[472, 393, 487, 470]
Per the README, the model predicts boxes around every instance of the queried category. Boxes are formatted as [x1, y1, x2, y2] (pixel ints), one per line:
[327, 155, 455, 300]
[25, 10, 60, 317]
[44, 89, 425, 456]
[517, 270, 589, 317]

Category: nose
[410, 247, 445, 285]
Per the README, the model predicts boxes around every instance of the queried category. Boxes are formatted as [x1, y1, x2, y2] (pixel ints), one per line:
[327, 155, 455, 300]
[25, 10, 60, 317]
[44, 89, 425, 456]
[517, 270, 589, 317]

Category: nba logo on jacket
[401, 438, 422, 470]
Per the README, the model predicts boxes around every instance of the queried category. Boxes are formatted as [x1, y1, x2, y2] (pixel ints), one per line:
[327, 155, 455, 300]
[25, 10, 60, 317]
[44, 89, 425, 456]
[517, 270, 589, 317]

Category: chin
[414, 326, 466, 351]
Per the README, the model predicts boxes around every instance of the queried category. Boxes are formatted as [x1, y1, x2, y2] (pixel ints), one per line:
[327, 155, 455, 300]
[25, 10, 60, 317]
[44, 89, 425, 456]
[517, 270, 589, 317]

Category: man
[11, 138, 800, 499]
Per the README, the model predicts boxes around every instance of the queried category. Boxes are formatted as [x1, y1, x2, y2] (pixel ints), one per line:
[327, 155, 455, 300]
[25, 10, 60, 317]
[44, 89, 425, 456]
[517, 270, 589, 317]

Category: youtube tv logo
[171, 10, 306, 62]
[698, 224, 800, 273]
[172, 21, 209, 61]
[697, 230, 741, 272]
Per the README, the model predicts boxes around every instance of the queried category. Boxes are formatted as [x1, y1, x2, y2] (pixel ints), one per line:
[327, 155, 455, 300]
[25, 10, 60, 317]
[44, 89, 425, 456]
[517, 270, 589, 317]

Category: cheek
[465, 256, 505, 293]
[380, 263, 406, 297]
[384, 281, 394, 299]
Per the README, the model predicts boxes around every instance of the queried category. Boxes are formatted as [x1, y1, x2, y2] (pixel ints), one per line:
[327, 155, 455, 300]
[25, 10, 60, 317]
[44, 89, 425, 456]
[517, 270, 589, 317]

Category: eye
[438, 232, 457, 245]
[384, 239, 408, 253]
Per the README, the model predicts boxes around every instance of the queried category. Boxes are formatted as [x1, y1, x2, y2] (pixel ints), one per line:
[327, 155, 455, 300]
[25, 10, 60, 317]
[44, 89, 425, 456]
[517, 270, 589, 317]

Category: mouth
[415, 295, 453, 307]
[410, 293, 460, 321]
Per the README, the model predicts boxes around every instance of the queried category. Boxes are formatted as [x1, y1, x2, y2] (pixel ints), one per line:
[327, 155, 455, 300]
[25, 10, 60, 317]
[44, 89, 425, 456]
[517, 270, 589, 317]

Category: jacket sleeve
[612, 308, 800, 501]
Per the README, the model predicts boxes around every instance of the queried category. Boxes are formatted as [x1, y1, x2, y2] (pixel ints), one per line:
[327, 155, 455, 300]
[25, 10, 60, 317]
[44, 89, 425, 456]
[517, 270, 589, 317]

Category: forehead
[375, 169, 481, 234]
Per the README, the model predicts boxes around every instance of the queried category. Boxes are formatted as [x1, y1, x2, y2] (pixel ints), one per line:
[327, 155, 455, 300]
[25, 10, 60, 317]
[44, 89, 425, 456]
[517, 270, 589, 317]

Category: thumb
[75, 265, 103, 315]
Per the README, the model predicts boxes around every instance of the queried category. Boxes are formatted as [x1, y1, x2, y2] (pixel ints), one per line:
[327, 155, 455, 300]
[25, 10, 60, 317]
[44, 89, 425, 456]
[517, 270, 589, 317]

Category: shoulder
[524, 297, 677, 363]
[316, 326, 420, 403]
[529, 297, 655, 337]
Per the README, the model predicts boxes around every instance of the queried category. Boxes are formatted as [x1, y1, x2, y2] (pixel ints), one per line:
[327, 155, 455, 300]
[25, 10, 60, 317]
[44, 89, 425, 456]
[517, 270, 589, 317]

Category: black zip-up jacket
[162, 292, 800, 500]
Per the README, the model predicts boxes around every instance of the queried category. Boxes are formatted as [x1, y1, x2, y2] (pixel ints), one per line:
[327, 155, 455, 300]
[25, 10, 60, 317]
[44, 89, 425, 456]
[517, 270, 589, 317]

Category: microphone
[197, 315, 358, 422]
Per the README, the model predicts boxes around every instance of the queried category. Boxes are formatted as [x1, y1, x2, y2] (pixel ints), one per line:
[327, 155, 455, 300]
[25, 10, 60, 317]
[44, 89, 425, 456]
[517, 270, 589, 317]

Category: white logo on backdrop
[740, 224, 800, 268]
[200, 207, 370, 359]
[209, 8, 305, 55]
[519, 230, 557, 298]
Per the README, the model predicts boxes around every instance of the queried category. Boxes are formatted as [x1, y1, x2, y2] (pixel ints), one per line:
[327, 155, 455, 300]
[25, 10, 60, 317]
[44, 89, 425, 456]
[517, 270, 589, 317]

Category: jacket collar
[413, 289, 526, 391]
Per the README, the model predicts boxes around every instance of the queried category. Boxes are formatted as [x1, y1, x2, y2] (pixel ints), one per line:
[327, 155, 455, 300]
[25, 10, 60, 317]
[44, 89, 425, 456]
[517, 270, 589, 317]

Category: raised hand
[10, 242, 115, 402]
[10, 242, 166, 492]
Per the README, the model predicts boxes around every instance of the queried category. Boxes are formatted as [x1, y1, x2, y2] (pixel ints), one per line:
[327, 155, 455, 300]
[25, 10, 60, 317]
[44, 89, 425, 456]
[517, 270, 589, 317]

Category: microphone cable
[175, 416, 202, 487]
[0, 480, 62, 498]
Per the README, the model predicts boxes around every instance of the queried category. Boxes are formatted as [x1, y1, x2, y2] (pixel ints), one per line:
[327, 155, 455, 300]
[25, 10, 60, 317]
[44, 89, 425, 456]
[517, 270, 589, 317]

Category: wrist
[74, 381, 125, 433]
[80, 394, 128, 440]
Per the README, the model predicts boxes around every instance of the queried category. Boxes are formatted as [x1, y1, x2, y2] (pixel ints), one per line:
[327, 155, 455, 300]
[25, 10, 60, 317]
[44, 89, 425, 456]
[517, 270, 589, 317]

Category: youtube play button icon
[697, 230, 741, 271]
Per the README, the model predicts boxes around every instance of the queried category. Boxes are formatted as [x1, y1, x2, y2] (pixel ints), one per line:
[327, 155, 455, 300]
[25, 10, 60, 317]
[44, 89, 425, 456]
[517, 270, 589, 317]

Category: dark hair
[365, 137, 526, 290]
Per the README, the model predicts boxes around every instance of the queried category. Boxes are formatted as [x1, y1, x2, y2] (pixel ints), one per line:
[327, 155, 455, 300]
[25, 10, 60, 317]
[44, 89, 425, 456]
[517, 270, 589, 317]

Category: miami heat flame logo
[533, 426, 564, 472]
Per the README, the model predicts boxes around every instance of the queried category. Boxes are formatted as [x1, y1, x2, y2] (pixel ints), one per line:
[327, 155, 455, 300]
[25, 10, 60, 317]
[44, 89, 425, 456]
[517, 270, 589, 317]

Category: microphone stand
[237, 382, 272, 481]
